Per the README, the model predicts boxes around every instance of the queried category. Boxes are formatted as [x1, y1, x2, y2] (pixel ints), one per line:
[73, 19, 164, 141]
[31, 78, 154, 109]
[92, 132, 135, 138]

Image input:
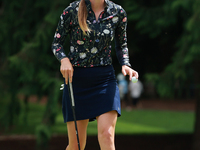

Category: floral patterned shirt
[52, 0, 131, 67]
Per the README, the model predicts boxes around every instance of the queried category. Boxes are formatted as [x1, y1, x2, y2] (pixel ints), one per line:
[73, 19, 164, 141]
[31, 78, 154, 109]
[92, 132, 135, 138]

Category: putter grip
[69, 82, 75, 107]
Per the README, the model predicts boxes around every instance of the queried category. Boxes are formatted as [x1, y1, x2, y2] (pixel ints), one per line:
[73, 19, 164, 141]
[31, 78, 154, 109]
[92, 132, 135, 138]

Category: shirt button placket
[94, 19, 100, 47]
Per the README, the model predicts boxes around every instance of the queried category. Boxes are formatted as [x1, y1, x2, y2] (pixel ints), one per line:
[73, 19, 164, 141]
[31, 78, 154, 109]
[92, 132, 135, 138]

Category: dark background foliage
[0, 0, 200, 149]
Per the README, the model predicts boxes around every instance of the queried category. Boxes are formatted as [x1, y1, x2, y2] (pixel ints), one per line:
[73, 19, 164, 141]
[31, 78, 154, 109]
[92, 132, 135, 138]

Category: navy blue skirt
[62, 65, 121, 122]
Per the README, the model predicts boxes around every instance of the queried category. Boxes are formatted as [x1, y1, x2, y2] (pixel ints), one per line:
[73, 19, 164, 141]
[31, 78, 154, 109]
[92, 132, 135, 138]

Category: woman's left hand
[122, 65, 139, 81]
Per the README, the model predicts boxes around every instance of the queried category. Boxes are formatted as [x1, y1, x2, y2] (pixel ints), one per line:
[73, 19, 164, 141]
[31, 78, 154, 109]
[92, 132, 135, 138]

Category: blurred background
[0, 0, 200, 150]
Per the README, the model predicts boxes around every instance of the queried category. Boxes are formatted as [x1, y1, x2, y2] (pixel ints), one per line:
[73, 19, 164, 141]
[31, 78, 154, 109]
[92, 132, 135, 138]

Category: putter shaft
[68, 81, 81, 150]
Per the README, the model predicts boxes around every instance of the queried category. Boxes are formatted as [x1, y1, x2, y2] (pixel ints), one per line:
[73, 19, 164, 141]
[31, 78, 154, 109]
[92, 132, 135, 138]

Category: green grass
[115, 110, 194, 134]
[1, 102, 195, 135]
[86, 109, 195, 135]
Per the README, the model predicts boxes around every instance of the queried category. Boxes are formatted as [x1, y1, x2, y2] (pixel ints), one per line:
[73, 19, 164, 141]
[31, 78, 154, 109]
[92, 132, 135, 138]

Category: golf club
[67, 79, 81, 150]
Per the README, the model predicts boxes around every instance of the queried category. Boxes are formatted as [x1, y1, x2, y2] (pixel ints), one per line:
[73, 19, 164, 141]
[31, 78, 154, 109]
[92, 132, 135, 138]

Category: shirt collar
[85, 0, 113, 11]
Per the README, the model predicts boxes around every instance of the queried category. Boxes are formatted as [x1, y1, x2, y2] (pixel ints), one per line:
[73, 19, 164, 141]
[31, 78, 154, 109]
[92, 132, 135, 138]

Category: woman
[52, 0, 138, 149]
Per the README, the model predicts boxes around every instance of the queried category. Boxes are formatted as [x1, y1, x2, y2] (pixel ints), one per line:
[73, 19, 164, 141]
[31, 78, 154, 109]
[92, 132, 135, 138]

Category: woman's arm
[52, 6, 74, 84]
[52, 6, 73, 61]
[115, 8, 131, 67]
[115, 8, 138, 80]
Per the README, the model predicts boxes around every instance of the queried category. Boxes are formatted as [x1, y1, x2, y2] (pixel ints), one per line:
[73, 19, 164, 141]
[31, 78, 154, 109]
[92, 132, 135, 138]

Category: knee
[98, 127, 114, 141]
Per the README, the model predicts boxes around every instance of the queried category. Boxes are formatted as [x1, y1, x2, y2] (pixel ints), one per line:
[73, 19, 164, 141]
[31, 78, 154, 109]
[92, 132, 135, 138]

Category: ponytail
[78, 0, 90, 35]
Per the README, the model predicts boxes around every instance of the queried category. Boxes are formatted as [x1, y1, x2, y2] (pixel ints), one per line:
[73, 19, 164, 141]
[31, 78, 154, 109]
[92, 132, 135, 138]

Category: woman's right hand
[60, 58, 73, 84]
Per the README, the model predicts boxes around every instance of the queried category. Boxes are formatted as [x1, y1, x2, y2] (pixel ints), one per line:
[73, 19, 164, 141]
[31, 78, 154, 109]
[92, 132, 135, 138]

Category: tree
[0, 0, 70, 149]
[123, 0, 200, 149]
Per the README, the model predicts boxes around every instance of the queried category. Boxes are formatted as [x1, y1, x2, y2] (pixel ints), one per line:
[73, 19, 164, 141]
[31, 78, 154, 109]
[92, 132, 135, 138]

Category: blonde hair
[78, 0, 90, 35]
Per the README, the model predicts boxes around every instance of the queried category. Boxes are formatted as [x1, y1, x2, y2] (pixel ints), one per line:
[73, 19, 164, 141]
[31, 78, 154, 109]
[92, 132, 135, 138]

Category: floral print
[52, 0, 131, 67]
[91, 47, 98, 54]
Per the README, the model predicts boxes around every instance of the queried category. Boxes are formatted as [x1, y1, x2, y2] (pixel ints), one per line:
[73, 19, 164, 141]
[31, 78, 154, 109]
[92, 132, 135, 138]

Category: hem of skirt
[64, 108, 121, 123]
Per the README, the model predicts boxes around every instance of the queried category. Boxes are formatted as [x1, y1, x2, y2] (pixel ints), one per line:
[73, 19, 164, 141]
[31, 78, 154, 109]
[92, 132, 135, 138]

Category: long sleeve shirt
[52, 0, 131, 67]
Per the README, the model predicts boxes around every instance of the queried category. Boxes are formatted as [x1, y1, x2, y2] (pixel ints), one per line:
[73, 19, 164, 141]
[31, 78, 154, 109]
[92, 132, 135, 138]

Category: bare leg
[96, 110, 118, 150]
[66, 119, 89, 150]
